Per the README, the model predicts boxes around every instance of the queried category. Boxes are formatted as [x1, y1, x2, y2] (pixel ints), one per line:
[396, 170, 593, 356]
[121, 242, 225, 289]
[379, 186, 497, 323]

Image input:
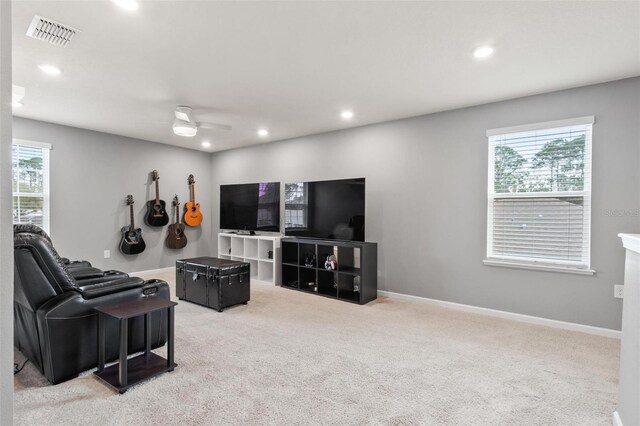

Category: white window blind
[486, 117, 593, 270]
[12, 140, 51, 233]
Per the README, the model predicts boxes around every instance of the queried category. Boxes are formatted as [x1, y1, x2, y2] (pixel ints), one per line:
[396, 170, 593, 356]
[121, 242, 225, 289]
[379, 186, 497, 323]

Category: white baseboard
[378, 290, 620, 339]
[613, 411, 623, 426]
[130, 266, 174, 276]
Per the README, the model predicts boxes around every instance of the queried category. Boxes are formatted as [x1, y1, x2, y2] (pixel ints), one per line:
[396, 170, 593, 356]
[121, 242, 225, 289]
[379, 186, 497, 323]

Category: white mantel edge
[619, 233, 640, 254]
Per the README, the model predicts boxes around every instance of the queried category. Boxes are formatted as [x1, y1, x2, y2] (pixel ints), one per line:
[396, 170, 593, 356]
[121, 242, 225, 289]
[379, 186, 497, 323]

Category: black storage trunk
[176, 257, 250, 312]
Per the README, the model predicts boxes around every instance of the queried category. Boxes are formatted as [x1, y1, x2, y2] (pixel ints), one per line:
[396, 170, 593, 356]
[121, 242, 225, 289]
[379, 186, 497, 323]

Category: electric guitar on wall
[184, 174, 203, 227]
[166, 195, 187, 249]
[120, 195, 146, 255]
[145, 170, 169, 227]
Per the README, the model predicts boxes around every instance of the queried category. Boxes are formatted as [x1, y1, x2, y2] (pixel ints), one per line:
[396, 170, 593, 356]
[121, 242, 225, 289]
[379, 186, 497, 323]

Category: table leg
[97, 312, 105, 372]
[119, 319, 128, 388]
[167, 306, 175, 370]
[145, 312, 151, 356]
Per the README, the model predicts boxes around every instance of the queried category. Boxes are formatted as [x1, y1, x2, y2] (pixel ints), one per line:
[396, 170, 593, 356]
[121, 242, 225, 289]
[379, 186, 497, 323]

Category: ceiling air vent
[26, 15, 79, 47]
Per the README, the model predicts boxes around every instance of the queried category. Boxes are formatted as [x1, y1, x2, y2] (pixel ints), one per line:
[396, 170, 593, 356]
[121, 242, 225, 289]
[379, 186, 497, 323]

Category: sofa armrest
[78, 277, 145, 299]
[37, 278, 165, 319]
[69, 267, 106, 280]
[65, 260, 92, 269]
[74, 270, 130, 287]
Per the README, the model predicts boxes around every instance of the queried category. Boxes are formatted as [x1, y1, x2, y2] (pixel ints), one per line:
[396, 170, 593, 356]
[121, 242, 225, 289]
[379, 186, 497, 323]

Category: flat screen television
[284, 178, 365, 241]
[220, 182, 280, 232]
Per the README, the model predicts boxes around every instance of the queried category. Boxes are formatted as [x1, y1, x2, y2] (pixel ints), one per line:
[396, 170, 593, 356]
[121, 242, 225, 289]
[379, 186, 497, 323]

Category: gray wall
[210, 77, 640, 330]
[0, 0, 13, 422]
[12, 118, 214, 273]
[11, 78, 639, 330]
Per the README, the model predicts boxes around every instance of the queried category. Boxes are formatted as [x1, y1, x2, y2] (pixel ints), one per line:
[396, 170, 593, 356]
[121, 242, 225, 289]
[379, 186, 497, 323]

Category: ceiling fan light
[174, 105, 194, 122]
[172, 119, 197, 137]
[175, 111, 190, 122]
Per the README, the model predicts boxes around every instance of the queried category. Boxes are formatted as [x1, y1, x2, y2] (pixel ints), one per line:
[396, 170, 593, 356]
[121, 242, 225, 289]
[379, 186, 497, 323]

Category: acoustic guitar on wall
[166, 195, 187, 249]
[145, 170, 169, 227]
[184, 174, 203, 227]
[120, 195, 146, 255]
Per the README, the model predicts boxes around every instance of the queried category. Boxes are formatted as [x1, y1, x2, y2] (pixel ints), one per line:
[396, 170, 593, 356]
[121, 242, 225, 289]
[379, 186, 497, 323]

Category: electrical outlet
[104, 250, 110, 259]
[614, 285, 624, 299]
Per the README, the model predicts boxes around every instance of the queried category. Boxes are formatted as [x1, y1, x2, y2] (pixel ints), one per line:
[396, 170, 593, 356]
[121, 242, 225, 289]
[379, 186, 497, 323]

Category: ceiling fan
[172, 105, 232, 137]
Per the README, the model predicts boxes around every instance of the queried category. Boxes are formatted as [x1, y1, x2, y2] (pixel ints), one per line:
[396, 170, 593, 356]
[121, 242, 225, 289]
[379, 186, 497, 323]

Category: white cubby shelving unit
[218, 232, 281, 285]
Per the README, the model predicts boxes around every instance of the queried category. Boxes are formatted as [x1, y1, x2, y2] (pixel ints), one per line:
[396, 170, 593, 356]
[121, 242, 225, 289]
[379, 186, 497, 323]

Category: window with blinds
[486, 117, 593, 270]
[12, 141, 51, 233]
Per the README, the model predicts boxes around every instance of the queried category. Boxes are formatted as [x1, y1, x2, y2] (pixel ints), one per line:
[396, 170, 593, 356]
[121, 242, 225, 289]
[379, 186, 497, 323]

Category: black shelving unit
[280, 237, 377, 305]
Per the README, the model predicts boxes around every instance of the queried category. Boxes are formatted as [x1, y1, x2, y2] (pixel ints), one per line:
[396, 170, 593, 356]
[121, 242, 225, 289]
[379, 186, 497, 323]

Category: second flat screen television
[285, 178, 365, 241]
[220, 182, 280, 232]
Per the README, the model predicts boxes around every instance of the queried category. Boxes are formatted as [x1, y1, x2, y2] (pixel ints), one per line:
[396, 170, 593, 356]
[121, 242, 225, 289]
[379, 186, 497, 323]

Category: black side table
[94, 297, 177, 394]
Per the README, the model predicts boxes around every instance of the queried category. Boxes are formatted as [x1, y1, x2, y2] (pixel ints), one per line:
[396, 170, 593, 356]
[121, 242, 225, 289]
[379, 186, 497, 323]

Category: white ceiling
[11, 1, 640, 152]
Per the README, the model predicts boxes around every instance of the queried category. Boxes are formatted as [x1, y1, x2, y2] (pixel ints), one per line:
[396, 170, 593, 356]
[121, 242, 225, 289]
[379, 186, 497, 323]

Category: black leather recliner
[13, 224, 129, 284]
[14, 227, 171, 384]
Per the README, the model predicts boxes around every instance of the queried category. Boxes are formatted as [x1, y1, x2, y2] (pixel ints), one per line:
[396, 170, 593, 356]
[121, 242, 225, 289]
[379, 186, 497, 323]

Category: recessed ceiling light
[340, 110, 354, 120]
[201, 141, 211, 148]
[112, 0, 139, 11]
[38, 64, 62, 76]
[473, 46, 494, 59]
[257, 129, 269, 137]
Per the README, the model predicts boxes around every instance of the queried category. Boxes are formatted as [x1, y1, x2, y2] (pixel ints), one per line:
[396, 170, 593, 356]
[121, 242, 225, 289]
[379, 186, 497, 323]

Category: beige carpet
[14, 270, 619, 425]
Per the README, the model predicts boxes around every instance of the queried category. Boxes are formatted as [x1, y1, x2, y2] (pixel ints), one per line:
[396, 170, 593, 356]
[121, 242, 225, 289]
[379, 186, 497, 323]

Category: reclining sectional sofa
[13, 224, 170, 384]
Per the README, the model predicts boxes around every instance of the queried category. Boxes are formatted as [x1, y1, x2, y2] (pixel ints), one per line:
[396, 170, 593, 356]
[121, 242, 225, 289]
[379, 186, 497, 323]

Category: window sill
[483, 259, 596, 276]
